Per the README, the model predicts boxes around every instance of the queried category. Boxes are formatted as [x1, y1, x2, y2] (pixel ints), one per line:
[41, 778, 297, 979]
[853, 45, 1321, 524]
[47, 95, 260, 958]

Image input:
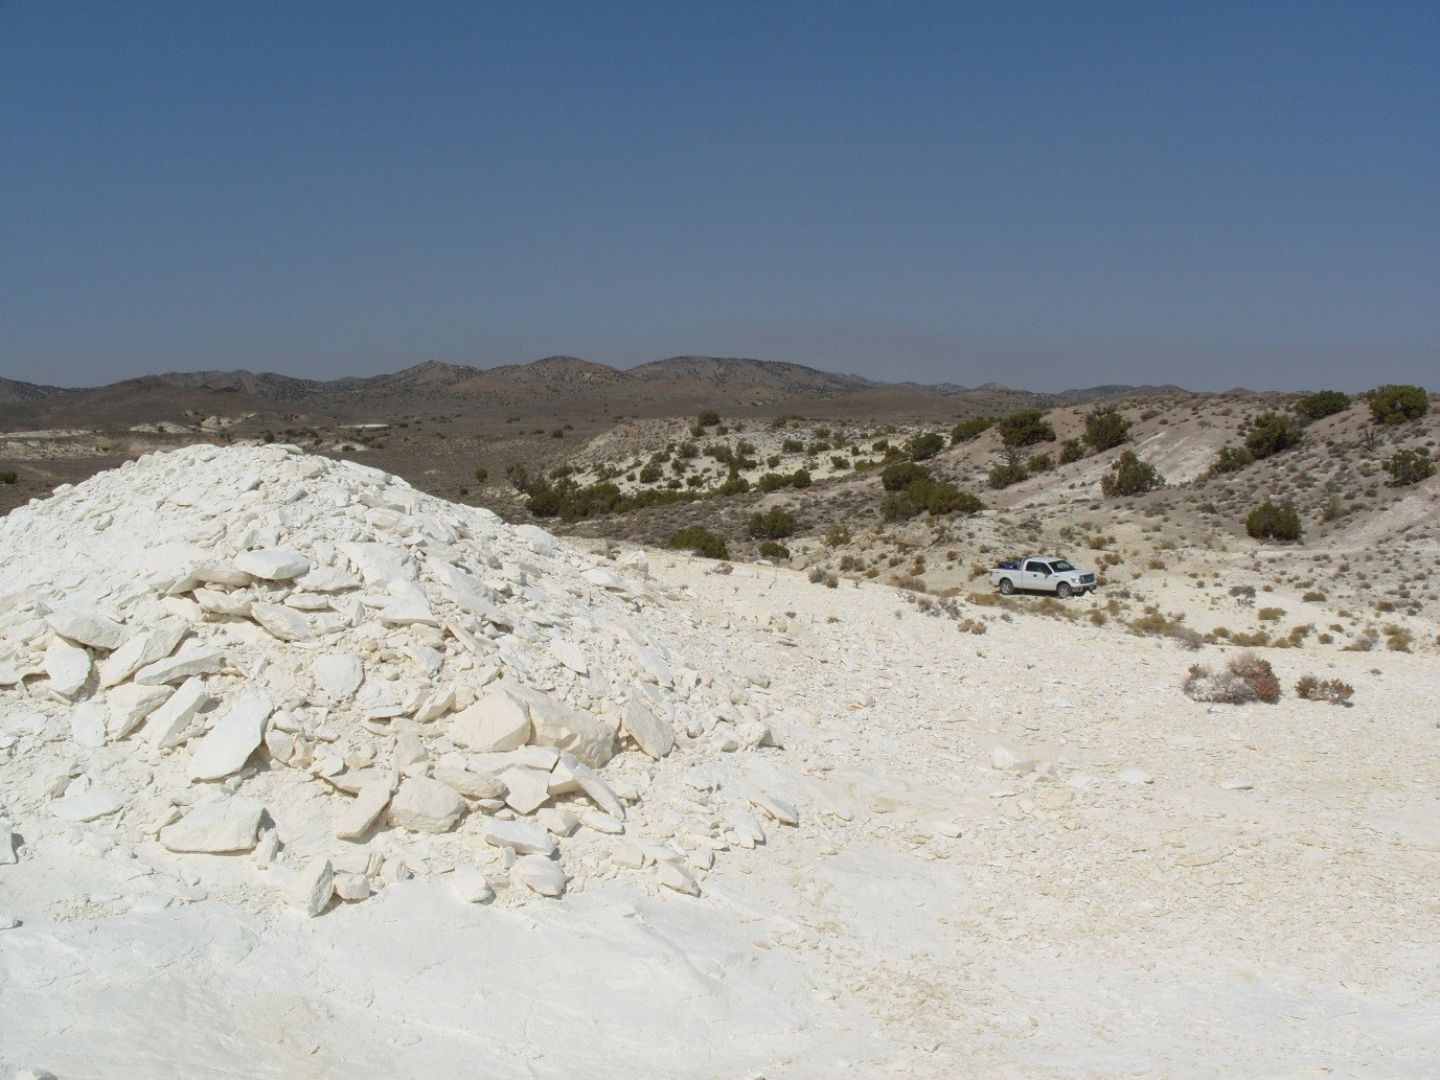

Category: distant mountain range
[0, 355, 1180, 427]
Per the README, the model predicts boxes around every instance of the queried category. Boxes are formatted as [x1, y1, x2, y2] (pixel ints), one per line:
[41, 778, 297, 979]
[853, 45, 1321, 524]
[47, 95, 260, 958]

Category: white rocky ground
[2, 447, 1438, 1078]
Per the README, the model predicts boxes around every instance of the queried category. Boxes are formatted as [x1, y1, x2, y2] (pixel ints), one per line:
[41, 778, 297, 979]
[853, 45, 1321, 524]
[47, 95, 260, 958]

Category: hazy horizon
[4, 346, 1434, 398]
[3, 3, 1436, 393]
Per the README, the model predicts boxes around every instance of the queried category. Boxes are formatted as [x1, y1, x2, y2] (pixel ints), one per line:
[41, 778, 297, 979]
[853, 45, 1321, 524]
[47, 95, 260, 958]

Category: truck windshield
[1051, 560, 1075, 572]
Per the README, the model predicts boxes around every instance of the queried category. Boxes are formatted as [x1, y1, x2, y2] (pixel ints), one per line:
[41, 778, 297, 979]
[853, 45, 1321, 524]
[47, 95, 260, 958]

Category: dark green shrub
[1026, 452, 1053, 473]
[696, 410, 721, 428]
[1101, 450, 1163, 496]
[473, 467, 488, 483]
[790, 468, 812, 489]
[922, 482, 983, 516]
[638, 463, 663, 484]
[667, 527, 728, 559]
[1246, 501, 1303, 541]
[781, 438, 804, 453]
[881, 478, 981, 522]
[1368, 384, 1428, 425]
[1083, 408, 1130, 451]
[716, 474, 750, 495]
[0, 470, 16, 485]
[881, 461, 931, 491]
[1059, 438, 1084, 464]
[907, 432, 945, 461]
[881, 491, 922, 522]
[757, 472, 791, 493]
[950, 417, 995, 444]
[1209, 444, 1253, 476]
[997, 410, 1056, 448]
[987, 461, 1028, 489]
[757, 540, 790, 559]
[748, 508, 798, 539]
[1244, 412, 1304, 459]
[1383, 447, 1436, 486]
[1293, 390, 1350, 422]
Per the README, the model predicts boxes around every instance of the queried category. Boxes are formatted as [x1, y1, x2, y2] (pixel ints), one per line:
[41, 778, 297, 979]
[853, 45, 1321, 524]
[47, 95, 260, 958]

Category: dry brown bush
[1295, 675, 1354, 704]
[1183, 651, 1282, 704]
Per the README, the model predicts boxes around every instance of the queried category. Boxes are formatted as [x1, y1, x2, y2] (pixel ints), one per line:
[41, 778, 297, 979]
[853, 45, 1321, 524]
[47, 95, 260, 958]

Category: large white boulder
[449, 685, 531, 753]
[46, 606, 127, 651]
[160, 797, 264, 852]
[44, 639, 92, 697]
[507, 684, 614, 767]
[386, 776, 466, 833]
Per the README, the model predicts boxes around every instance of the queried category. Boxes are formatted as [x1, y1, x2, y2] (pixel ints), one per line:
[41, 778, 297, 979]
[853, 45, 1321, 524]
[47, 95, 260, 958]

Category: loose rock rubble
[0, 445, 792, 915]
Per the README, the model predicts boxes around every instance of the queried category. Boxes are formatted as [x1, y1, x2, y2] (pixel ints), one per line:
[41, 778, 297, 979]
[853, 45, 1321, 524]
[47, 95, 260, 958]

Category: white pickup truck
[990, 556, 1097, 598]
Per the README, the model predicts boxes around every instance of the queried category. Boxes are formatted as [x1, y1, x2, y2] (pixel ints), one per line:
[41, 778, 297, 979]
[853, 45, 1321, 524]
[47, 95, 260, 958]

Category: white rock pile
[0, 445, 785, 914]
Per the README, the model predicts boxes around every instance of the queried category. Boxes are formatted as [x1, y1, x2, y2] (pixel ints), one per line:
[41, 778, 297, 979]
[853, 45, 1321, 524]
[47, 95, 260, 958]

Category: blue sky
[2, 2, 1436, 391]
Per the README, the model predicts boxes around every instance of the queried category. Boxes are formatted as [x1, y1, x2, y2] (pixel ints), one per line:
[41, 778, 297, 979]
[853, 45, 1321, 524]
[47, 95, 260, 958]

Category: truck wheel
[998, 578, 1014, 596]
[1056, 582, 1073, 599]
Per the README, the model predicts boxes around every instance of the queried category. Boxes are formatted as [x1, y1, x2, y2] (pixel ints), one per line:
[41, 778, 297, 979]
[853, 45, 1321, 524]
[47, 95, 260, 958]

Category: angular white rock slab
[449, 865, 495, 904]
[482, 818, 557, 857]
[377, 596, 437, 627]
[288, 856, 334, 917]
[432, 767, 507, 800]
[313, 653, 364, 700]
[335, 779, 392, 840]
[52, 787, 125, 822]
[233, 549, 310, 581]
[726, 805, 767, 846]
[548, 638, 588, 675]
[551, 753, 625, 820]
[581, 567, 629, 591]
[188, 690, 274, 781]
[193, 588, 252, 617]
[386, 776, 466, 833]
[45, 638, 92, 697]
[134, 645, 224, 685]
[750, 794, 799, 826]
[332, 873, 371, 902]
[147, 677, 211, 750]
[451, 694, 531, 756]
[99, 619, 188, 687]
[186, 560, 253, 588]
[498, 765, 551, 815]
[250, 602, 310, 642]
[46, 606, 127, 650]
[513, 855, 568, 897]
[106, 683, 173, 739]
[295, 566, 359, 593]
[70, 703, 109, 748]
[656, 859, 700, 896]
[160, 797, 264, 852]
[508, 684, 614, 767]
[581, 811, 625, 835]
[623, 697, 675, 759]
